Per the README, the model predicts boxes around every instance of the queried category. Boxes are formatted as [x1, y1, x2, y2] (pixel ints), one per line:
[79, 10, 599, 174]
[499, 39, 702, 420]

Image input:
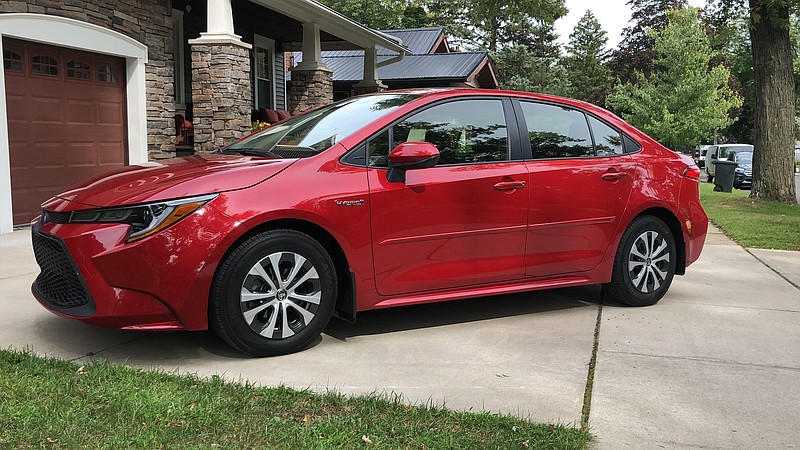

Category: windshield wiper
[224, 148, 282, 158]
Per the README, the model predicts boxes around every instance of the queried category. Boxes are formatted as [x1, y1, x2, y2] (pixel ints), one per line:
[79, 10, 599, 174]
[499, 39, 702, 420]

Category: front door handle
[601, 170, 627, 181]
[494, 180, 527, 190]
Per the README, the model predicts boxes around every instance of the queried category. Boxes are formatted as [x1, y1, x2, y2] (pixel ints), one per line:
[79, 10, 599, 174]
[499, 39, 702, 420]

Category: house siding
[0, 0, 176, 157]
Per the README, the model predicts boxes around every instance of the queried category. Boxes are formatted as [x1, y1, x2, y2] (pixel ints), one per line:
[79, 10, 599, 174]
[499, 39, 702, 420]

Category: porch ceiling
[248, 0, 408, 53]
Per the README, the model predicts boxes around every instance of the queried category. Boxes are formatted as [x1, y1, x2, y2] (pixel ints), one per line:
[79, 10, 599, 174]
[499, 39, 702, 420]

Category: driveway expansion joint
[745, 248, 800, 291]
[580, 300, 603, 432]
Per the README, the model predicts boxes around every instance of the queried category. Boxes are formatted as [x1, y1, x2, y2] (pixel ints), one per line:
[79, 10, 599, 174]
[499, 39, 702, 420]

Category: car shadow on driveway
[324, 285, 603, 341]
[26, 285, 602, 361]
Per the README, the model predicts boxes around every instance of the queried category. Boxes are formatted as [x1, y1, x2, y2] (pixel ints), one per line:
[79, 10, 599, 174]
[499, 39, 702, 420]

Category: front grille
[31, 231, 92, 311]
[42, 210, 71, 224]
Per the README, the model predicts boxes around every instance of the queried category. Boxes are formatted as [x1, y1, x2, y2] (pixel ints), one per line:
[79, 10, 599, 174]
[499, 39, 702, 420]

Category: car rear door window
[519, 102, 593, 159]
[369, 99, 509, 167]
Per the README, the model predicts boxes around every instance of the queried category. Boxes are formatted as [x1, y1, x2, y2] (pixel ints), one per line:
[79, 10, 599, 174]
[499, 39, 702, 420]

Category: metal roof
[325, 52, 488, 82]
[379, 27, 444, 54]
[321, 27, 445, 57]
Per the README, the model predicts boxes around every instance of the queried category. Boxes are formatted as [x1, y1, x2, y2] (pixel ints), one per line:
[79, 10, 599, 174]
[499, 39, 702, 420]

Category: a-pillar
[187, 0, 252, 152]
[289, 22, 333, 115]
[352, 46, 387, 95]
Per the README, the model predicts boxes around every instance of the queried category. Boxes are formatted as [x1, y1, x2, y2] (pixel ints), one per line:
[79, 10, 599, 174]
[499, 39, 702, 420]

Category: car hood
[48, 154, 296, 209]
[736, 163, 753, 171]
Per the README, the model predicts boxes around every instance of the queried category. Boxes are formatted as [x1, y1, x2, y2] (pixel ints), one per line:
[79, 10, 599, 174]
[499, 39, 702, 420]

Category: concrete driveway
[1, 225, 798, 448]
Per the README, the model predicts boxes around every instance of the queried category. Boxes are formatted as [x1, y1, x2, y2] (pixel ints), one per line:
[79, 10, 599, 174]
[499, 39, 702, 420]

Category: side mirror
[386, 142, 440, 183]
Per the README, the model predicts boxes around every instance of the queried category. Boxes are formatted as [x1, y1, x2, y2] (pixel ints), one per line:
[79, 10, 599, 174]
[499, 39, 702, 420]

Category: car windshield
[736, 152, 753, 164]
[224, 94, 418, 158]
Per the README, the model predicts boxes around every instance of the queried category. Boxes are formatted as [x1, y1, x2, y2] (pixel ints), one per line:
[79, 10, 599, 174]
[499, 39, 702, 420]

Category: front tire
[210, 229, 337, 356]
[605, 216, 676, 307]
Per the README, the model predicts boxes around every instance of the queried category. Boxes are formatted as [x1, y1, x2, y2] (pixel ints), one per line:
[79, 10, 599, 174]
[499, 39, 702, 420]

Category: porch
[173, 0, 408, 153]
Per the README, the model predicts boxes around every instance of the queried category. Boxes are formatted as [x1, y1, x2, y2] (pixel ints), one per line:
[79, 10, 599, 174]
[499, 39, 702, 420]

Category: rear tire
[210, 229, 337, 356]
[605, 216, 676, 307]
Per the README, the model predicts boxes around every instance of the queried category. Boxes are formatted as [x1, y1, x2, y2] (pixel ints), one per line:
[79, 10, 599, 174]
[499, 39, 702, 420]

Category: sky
[554, 0, 706, 51]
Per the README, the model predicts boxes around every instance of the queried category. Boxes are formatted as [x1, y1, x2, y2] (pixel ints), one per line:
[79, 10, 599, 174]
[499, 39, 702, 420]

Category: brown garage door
[3, 37, 127, 225]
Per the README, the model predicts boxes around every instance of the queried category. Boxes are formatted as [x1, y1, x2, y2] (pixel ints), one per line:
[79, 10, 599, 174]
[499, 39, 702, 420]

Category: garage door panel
[5, 37, 127, 225]
[97, 101, 124, 125]
[66, 142, 97, 166]
[65, 99, 94, 125]
[98, 142, 126, 166]
[5, 93, 25, 122]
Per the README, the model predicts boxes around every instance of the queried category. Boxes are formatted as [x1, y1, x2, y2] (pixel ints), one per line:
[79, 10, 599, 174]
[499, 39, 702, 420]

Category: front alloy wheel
[605, 215, 676, 306]
[211, 229, 337, 356]
[240, 251, 322, 339]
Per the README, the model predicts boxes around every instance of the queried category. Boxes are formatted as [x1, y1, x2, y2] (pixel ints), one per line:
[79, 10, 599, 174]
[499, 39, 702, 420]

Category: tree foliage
[317, 0, 411, 29]
[563, 10, 612, 105]
[607, 7, 743, 149]
[424, 0, 567, 51]
[609, 0, 688, 84]
[491, 45, 569, 96]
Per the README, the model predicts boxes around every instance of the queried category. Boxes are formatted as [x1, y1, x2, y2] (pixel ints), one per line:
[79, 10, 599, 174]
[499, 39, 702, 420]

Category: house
[0, 0, 408, 232]
[297, 26, 498, 100]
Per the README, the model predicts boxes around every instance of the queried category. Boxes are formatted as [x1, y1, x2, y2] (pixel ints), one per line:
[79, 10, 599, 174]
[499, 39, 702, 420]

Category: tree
[606, 8, 743, 149]
[491, 45, 569, 96]
[423, 0, 567, 51]
[746, 0, 797, 202]
[317, 0, 406, 29]
[609, 0, 688, 83]
[563, 10, 612, 105]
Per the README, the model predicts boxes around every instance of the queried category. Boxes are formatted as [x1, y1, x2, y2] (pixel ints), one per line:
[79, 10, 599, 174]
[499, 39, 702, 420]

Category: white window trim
[172, 9, 186, 109]
[0, 13, 148, 233]
[254, 34, 276, 110]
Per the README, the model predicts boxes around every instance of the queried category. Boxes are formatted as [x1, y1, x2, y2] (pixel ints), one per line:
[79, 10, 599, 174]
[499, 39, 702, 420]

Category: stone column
[187, 0, 252, 152]
[189, 43, 252, 152]
[289, 22, 334, 115]
[289, 68, 333, 115]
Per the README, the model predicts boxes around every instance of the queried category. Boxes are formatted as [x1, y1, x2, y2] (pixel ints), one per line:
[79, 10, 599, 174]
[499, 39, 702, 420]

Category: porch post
[289, 22, 333, 115]
[188, 0, 252, 152]
[352, 46, 386, 95]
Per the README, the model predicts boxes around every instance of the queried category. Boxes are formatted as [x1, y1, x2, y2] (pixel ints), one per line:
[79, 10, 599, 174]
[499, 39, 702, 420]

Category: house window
[254, 35, 275, 110]
[32, 55, 58, 76]
[3, 50, 22, 72]
[172, 9, 186, 107]
[67, 60, 91, 80]
[97, 64, 118, 83]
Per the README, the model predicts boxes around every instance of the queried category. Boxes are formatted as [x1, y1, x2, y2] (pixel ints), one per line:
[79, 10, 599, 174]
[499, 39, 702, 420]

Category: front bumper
[30, 201, 240, 331]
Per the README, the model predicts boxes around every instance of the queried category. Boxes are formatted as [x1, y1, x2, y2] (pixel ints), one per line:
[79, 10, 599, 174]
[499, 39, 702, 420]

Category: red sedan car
[31, 89, 708, 356]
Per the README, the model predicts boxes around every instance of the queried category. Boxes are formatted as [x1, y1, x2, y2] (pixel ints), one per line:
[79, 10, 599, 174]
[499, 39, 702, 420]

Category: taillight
[683, 165, 701, 181]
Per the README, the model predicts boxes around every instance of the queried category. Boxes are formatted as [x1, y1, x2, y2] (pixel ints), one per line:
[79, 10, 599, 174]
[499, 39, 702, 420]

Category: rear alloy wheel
[605, 216, 676, 307]
[210, 230, 337, 356]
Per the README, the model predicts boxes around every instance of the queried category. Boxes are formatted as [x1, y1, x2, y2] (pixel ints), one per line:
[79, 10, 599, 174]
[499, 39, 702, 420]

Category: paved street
[1, 225, 798, 448]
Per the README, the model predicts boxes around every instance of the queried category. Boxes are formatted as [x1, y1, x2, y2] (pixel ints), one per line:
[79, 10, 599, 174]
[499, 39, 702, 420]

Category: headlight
[69, 194, 217, 242]
[735, 167, 745, 173]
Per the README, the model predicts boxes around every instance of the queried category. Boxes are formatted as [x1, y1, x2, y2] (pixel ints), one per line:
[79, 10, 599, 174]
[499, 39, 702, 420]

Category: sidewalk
[1, 225, 798, 448]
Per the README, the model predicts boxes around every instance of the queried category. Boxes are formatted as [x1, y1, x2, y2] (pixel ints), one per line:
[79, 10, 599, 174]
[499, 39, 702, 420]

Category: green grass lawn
[699, 182, 800, 250]
[0, 349, 591, 449]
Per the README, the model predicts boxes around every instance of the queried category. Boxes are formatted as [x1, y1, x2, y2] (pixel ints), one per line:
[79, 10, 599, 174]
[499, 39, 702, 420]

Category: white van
[706, 144, 754, 183]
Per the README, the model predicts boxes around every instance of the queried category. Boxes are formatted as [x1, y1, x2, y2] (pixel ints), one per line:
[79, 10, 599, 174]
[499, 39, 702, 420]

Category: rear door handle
[601, 171, 627, 181]
[494, 181, 527, 190]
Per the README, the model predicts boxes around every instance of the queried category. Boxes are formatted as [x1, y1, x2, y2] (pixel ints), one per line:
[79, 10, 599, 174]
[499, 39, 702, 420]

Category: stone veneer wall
[190, 43, 252, 153]
[288, 69, 333, 115]
[0, 0, 177, 158]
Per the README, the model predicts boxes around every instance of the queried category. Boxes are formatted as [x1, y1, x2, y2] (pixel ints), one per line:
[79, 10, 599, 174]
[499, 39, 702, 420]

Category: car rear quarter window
[587, 115, 623, 156]
[519, 102, 593, 159]
[370, 99, 509, 167]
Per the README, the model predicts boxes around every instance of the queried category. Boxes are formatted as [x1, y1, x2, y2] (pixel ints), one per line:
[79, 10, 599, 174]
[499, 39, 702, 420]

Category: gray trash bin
[712, 160, 738, 193]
